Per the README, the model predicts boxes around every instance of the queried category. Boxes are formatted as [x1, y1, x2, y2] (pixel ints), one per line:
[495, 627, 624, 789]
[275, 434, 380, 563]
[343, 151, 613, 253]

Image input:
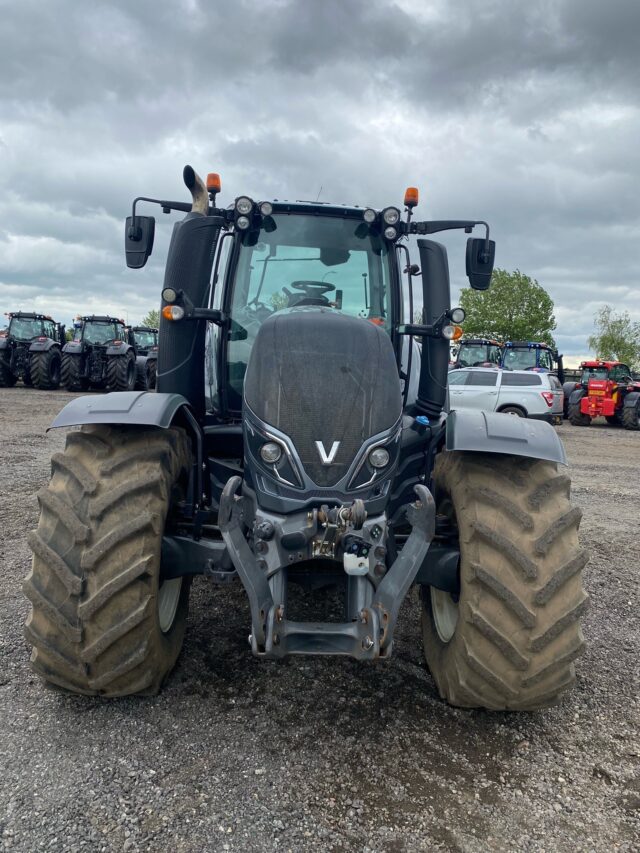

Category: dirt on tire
[24, 424, 192, 697]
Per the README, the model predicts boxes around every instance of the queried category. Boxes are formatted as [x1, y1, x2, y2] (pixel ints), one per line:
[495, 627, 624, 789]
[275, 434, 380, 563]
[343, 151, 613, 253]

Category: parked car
[447, 367, 564, 422]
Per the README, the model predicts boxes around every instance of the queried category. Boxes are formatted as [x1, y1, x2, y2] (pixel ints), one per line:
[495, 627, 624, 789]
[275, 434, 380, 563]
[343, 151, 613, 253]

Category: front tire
[24, 425, 192, 696]
[30, 349, 62, 390]
[0, 355, 17, 387]
[421, 451, 588, 711]
[106, 352, 136, 391]
[61, 353, 88, 391]
[568, 401, 590, 426]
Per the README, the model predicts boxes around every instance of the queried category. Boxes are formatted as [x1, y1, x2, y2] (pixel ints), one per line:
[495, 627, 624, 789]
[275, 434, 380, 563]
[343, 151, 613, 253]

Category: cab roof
[580, 360, 623, 369]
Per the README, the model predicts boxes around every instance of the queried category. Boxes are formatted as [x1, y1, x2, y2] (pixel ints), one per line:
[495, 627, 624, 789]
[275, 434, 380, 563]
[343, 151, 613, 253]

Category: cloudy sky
[1, 0, 638, 363]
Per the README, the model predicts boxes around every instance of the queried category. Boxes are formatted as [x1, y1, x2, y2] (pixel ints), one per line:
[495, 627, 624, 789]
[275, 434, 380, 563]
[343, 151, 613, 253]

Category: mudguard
[569, 388, 586, 405]
[445, 409, 567, 465]
[623, 391, 640, 409]
[49, 391, 191, 430]
[105, 343, 134, 356]
[28, 339, 59, 353]
[63, 341, 82, 354]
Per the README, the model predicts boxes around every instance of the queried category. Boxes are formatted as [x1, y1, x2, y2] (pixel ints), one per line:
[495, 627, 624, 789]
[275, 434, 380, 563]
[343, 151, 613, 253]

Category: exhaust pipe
[416, 239, 451, 419]
[156, 166, 223, 420]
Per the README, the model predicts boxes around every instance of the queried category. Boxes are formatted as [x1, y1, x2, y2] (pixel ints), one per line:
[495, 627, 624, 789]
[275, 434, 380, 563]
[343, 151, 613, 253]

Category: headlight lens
[363, 208, 377, 224]
[162, 287, 177, 303]
[235, 196, 253, 215]
[260, 442, 282, 464]
[450, 307, 465, 323]
[384, 226, 398, 240]
[259, 201, 273, 216]
[382, 207, 400, 225]
[368, 447, 390, 468]
[236, 215, 251, 230]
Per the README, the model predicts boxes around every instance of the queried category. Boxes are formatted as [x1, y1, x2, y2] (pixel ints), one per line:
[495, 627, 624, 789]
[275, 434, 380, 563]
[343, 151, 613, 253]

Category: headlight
[260, 442, 282, 464]
[236, 215, 251, 230]
[368, 447, 390, 468]
[442, 324, 455, 340]
[383, 226, 397, 240]
[450, 307, 465, 323]
[162, 287, 177, 303]
[382, 207, 400, 225]
[235, 196, 253, 215]
[363, 208, 377, 224]
[259, 201, 273, 216]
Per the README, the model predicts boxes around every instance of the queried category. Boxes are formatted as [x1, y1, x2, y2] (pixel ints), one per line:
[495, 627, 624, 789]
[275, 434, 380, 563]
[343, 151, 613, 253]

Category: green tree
[587, 305, 640, 369]
[459, 269, 556, 346]
[141, 308, 160, 328]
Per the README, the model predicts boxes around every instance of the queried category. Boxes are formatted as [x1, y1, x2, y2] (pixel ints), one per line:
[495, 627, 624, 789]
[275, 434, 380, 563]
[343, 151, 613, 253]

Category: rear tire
[568, 402, 590, 426]
[0, 355, 17, 387]
[605, 414, 621, 426]
[134, 361, 149, 391]
[147, 360, 157, 390]
[24, 425, 192, 697]
[499, 406, 525, 417]
[106, 352, 135, 391]
[622, 403, 640, 430]
[30, 349, 62, 390]
[61, 353, 88, 391]
[421, 451, 587, 711]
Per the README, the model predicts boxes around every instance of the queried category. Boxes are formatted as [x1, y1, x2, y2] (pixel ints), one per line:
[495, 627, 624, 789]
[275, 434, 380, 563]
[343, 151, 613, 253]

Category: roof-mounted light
[382, 207, 400, 225]
[363, 208, 377, 224]
[235, 196, 253, 215]
[207, 173, 221, 193]
[383, 226, 398, 241]
[259, 201, 273, 216]
[236, 215, 251, 230]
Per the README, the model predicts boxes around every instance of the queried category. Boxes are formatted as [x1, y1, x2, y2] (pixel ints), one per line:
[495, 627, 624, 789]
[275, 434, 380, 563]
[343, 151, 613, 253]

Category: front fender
[445, 409, 567, 465]
[569, 388, 586, 405]
[49, 391, 191, 430]
[623, 391, 640, 409]
[63, 342, 83, 354]
[105, 343, 133, 356]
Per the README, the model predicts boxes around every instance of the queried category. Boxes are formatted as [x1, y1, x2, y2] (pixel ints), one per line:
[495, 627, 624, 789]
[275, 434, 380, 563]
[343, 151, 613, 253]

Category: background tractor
[568, 360, 640, 429]
[24, 166, 587, 712]
[128, 325, 159, 390]
[501, 340, 565, 382]
[0, 312, 65, 389]
[61, 315, 136, 392]
[450, 336, 502, 368]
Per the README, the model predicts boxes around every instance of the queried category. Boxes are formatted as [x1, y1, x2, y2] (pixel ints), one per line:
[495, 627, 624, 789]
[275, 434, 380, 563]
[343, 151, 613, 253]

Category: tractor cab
[568, 360, 640, 428]
[501, 340, 564, 382]
[451, 337, 502, 368]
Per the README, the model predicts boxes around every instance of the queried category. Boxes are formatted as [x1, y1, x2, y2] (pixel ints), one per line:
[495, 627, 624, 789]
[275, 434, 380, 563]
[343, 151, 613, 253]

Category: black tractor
[24, 167, 587, 711]
[0, 312, 65, 389]
[451, 337, 502, 368]
[128, 325, 159, 390]
[61, 315, 136, 391]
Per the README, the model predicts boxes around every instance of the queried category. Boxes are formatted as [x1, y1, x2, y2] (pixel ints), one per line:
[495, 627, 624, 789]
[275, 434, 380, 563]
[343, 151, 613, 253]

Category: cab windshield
[9, 317, 42, 339]
[81, 322, 126, 345]
[581, 367, 608, 382]
[226, 213, 393, 407]
[133, 330, 157, 348]
[457, 344, 501, 367]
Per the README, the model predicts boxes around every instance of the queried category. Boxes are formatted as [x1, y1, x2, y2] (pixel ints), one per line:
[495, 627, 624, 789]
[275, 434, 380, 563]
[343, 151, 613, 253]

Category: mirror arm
[407, 220, 491, 254]
[129, 197, 194, 242]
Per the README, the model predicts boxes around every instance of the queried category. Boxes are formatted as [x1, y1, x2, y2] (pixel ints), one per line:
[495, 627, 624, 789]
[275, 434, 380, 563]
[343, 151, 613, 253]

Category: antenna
[315, 185, 323, 202]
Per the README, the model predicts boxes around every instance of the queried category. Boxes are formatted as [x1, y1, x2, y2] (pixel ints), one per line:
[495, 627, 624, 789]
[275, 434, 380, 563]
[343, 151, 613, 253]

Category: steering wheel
[291, 280, 336, 297]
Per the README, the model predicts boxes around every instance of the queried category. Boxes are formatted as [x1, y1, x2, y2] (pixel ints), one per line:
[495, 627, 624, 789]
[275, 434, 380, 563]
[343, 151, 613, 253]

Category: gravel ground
[0, 386, 638, 852]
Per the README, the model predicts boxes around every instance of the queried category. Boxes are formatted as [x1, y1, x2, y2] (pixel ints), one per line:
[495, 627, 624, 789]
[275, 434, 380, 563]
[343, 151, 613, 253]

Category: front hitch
[219, 477, 435, 659]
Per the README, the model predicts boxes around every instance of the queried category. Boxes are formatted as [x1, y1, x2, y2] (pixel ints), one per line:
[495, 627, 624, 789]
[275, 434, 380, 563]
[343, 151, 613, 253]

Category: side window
[448, 370, 469, 385]
[611, 365, 630, 382]
[467, 371, 498, 387]
[502, 373, 542, 387]
[114, 325, 127, 342]
[539, 350, 553, 370]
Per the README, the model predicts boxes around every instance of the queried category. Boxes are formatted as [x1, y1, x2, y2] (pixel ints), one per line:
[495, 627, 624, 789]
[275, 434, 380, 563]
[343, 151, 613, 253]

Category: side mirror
[466, 237, 495, 290]
[125, 215, 155, 269]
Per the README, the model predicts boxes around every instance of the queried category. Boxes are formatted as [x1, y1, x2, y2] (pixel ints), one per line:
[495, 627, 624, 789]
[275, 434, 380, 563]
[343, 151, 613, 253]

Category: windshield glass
[581, 367, 609, 382]
[82, 322, 124, 345]
[9, 317, 42, 339]
[226, 213, 393, 408]
[503, 348, 537, 370]
[457, 344, 501, 367]
[133, 330, 156, 348]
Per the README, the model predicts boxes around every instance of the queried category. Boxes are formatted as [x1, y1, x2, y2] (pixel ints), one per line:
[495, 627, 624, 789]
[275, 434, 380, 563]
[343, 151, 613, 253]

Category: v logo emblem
[315, 440, 340, 465]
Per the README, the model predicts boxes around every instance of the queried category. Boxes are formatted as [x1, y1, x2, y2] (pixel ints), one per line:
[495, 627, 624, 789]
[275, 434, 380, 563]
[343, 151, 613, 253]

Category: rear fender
[445, 409, 567, 465]
[623, 391, 640, 409]
[569, 388, 586, 405]
[28, 339, 58, 353]
[49, 391, 191, 430]
[105, 343, 133, 356]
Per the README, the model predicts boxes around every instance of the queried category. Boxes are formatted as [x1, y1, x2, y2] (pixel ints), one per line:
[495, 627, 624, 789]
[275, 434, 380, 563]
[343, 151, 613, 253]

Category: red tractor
[567, 360, 640, 429]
